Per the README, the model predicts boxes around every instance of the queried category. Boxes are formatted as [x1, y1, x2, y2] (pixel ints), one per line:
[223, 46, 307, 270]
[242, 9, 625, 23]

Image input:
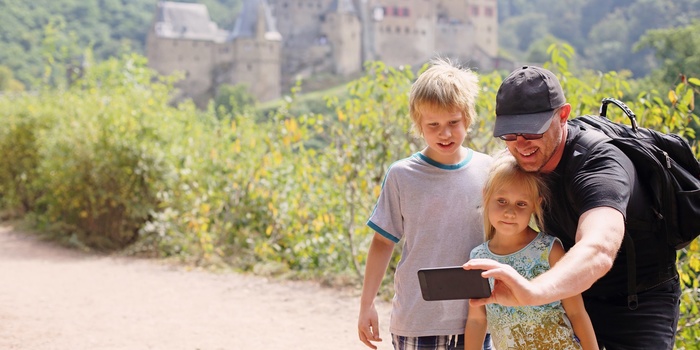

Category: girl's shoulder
[534, 232, 563, 251]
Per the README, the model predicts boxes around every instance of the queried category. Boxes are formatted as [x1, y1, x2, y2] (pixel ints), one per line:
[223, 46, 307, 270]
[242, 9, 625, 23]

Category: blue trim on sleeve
[416, 149, 474, 170]
[367, 220, 400, 243]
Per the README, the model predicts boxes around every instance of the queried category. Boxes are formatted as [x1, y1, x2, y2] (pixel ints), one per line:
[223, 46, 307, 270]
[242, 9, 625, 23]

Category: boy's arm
[550, 240, 599, 350]
[358, 233, 395, 350]
[464, 304, 487, 350]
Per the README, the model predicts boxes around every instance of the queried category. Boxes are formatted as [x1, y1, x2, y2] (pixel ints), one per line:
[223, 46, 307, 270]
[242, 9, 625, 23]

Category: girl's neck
[488, 228, 539, 255]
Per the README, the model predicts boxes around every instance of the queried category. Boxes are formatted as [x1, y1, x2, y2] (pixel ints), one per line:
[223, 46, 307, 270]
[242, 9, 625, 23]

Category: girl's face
[487, 180, 537, 238]
[419, 106, 468, 165]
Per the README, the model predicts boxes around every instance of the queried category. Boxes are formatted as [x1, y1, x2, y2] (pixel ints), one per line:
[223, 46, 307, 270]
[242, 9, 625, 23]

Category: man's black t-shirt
[542, 124, 676, 297]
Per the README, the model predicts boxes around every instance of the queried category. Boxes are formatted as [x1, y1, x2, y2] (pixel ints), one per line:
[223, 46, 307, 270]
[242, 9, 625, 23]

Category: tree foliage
[0, 0, 240, 90]
[498, 0, 700, 77]
[634, 20, 700, 87]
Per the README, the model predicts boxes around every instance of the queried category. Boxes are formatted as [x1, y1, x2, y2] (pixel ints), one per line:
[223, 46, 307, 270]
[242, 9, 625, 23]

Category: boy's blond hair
[408, 57, 479, 136]
[482, 151, 549, 241]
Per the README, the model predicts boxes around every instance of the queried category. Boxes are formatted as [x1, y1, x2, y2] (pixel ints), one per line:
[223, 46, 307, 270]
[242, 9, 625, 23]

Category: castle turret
[227, 0, 282, 102]
[146, 1, 228, 107]
[321, 0, 363, 76]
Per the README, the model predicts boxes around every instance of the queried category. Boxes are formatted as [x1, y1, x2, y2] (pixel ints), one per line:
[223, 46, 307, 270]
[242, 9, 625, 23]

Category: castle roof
[330, 0, 358, 14]
[230, 0, 281, 41]
[153, 1, 229, 42]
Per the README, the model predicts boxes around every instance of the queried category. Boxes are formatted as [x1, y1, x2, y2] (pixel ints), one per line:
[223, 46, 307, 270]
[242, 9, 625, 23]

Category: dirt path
[0, 224, 393, 350]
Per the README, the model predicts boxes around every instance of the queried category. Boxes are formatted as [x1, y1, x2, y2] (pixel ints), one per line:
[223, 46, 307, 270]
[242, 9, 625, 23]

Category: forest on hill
[1, 0, 699, 92]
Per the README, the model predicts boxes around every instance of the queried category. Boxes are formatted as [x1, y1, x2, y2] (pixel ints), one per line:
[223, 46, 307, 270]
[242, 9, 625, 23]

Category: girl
[464, 152, 598, 350]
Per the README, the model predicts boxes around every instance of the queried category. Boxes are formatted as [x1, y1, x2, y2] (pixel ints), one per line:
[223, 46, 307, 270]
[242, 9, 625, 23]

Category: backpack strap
[566, 128, 639, 310]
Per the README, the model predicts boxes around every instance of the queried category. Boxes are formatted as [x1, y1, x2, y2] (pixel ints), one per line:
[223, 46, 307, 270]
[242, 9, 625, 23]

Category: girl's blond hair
[482, 151, 548, 241]
[408, 57, 479, 137]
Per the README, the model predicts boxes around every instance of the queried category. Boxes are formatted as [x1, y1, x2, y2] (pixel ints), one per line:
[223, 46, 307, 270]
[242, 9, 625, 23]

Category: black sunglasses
[499, 133, 544, 141]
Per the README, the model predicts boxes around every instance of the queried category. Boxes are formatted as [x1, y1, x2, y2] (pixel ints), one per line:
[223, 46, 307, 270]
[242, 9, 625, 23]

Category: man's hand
[463, 258, 541, 307]
[358, 303, 382, 349]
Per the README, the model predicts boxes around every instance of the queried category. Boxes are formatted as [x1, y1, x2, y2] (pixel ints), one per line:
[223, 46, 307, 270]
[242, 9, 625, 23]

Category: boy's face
[419, 106, 468, 165]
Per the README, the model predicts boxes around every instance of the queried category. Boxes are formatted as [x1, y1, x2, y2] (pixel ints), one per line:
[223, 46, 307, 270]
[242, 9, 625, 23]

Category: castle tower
[321, 0, 362, 76]
[146, 1, 228, 107]
[226, 0, 282, 102]
[434, 0, 498, 68]
[469, 0, 499, 59]
[364, 0, 438, 68]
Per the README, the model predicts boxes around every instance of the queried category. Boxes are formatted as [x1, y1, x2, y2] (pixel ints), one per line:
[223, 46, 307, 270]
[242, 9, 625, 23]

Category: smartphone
[417, 266, 491, 301]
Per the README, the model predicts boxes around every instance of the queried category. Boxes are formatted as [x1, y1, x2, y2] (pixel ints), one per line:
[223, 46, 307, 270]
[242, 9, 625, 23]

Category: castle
[146, 0, 499, 107]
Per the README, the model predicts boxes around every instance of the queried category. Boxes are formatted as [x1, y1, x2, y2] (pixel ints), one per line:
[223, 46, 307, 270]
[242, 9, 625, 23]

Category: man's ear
[558, 104, 572, 124]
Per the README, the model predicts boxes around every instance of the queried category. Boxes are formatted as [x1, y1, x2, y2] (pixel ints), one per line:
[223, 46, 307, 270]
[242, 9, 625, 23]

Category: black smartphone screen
[417, 266, 491, 301]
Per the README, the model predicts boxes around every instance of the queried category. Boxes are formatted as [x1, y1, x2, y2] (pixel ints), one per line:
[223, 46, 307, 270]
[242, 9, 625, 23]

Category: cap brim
[493, 111, 553, 138]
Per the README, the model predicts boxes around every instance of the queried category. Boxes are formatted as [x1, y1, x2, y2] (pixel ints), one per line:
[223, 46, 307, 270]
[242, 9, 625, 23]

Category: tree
[0, 65, 25, 92]
[633, 20, 700, 86]
[213, 83, 257, 118]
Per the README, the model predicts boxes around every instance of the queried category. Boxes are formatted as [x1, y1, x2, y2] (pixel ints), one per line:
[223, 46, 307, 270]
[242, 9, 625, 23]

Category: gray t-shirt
[367, 149, 492, 337]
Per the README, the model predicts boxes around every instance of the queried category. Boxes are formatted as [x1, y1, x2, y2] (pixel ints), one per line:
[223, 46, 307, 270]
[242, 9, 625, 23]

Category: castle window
[485, 6, 494, 17]
[247, 64, 253, 71]
[405, 26, 410, 34]
[373, 7, 385, 21]
[471, 6, 480, 16]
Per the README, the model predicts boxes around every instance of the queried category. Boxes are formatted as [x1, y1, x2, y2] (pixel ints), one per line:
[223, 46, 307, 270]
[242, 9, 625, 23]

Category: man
[464, 66, 680, 349]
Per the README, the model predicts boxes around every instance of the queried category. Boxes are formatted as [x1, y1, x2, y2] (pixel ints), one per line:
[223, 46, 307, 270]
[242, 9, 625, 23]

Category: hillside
[0, 0, 699, 90]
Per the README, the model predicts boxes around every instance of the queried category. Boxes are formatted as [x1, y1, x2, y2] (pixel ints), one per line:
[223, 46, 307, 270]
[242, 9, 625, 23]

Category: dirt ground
[0, 223, 393, 350]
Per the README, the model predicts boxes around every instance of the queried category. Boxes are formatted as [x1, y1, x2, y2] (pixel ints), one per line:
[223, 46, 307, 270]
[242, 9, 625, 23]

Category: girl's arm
[561, 294, 598, 350]
[550, 240, 599, 350]
[464, 304, 488, 350]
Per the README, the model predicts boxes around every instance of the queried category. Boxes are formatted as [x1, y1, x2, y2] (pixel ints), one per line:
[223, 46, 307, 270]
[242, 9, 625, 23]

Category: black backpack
[566, 98, 700, 308]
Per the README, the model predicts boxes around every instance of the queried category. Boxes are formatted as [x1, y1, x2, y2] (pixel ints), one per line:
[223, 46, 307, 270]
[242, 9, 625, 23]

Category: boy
[357, 58, 493, 350]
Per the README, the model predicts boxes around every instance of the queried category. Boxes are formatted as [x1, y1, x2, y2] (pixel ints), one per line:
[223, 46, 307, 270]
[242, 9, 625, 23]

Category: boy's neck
[421, 145, 469, 165]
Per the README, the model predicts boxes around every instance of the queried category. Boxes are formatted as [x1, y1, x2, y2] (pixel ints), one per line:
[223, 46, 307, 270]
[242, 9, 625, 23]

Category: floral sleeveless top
[470, 232, 583, 350]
